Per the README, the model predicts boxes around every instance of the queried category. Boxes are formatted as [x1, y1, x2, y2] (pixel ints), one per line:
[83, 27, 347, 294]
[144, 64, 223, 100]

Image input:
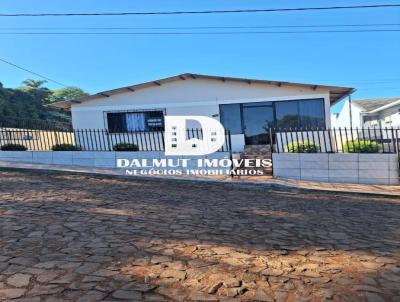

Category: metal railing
[0, 128, 232, 152]
[272, 127, 400, 154]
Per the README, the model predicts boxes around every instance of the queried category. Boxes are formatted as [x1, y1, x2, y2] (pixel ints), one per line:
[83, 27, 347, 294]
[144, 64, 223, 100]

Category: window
[107, 111, 164, 132]
[219, 104, 242, 134]
[107, 113, 126, 132]
[275, 101, 299, 129]
[363, 115, 379, 127]
[299, 99, 325, 129]
[275, 99, 325, 129]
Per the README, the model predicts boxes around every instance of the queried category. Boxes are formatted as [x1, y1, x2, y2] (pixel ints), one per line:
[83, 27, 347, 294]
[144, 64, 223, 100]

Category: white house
[51, 73, 353, 152]
[331, 97, 400, 129]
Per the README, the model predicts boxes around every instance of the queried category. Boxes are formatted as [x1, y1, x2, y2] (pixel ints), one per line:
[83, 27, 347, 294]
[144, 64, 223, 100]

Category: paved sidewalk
[0, 160, 399, 196]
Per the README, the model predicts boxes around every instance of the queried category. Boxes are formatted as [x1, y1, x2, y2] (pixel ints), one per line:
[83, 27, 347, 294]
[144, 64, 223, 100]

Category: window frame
[298, 98, 326, 129]
[274, 98, 326, 130]
[219, 103, 243, 135]
[104, 109, 166, 133]
[274, 99, 301, 130]
[219, 98, 326, 134]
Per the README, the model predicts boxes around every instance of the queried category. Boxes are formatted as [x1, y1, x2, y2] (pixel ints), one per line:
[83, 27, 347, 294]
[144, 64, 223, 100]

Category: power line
[0, 23, 399, 30]
[359, 87, 400, 91]
[1, 4, 400, 17]
[0, 29, 399, 35]
[0, 57, 68, 87]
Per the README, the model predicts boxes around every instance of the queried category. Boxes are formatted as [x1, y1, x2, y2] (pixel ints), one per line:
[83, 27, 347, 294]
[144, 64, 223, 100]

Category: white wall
[360, 106, 400, 129]
[71, 78, 331, 131]
[166, 105, 220, 129]
[0, 151, 231, 171]
[332, 101, 400, 129]
[379, 106, 400, 128]
[72, 110, 105, 129]
[273, 153, 399, 185]
[331, 100, 363, 129]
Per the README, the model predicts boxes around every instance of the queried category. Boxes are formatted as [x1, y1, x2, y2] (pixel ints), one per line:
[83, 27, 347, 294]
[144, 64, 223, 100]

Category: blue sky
[0, 0, 399, 113]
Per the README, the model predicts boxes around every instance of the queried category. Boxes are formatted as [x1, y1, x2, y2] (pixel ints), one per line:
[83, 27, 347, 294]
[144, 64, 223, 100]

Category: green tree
[21, 79, 48, 89]
[0, 79, 86, 123]
[49, 86, 89, 103]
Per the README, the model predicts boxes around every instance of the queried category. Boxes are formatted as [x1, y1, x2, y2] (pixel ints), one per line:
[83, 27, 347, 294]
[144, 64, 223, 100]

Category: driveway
[0, 170, 399, 301]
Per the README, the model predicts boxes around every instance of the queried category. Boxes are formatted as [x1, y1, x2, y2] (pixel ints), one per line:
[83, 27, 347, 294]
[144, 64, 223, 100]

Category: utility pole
[349, 95, 353, 128]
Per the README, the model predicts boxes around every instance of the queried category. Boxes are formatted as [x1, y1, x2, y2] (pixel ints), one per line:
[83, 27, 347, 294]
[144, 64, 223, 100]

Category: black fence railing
[272, 127, 400, 154]
[0, 128, 232, 152]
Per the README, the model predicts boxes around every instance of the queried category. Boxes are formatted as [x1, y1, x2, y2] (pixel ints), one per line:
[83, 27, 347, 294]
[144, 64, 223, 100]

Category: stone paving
[1, 160, 400, 197]
[0, 170, 399, 302]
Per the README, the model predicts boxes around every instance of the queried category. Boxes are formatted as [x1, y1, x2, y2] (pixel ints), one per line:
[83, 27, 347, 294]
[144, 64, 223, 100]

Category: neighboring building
[51, 73, 353, 152]
[331, 97, 400, 129]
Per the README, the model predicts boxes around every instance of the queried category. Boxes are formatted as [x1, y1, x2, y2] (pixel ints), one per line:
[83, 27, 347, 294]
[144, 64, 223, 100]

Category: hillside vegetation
[0, 79, 88, 123]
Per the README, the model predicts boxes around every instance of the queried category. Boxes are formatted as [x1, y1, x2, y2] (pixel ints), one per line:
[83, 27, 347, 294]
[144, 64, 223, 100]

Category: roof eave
[366, 99, 400, 114]
[49, 73, 355, 110]
[329, 88, 356, 106]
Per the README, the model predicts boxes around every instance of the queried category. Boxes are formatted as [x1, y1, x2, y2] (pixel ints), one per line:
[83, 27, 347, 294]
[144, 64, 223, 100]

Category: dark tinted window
[242, 105, 274, 145]
[107, 111, 164, 133]
[219, 104, 242, 134]
[299, 99, 325, 128]
[275, 99, 325, 129]
[107, 113, 126, 132]
[275, 101, 299, 129]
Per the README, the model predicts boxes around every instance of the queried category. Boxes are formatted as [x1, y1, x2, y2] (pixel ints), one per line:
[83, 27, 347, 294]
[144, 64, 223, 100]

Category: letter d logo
[165, 116, 225, 156]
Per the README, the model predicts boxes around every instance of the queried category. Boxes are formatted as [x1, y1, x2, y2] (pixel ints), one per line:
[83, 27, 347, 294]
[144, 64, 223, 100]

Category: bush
[284, 140, 320, 153]
[343, 140, 379, 153]
[52, 143, 81, 151]
[0, 143, 27, 151]
[113, 143, 139, 151]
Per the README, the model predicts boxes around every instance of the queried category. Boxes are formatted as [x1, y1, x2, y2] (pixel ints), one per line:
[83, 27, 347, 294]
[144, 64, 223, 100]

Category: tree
[21, 79, 47, 89]
[49, 86, 89, 103]
[0, 80, 88, 123]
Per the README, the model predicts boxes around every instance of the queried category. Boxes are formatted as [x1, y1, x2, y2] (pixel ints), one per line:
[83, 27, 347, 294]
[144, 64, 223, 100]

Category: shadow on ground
[0, 169, 399, 301]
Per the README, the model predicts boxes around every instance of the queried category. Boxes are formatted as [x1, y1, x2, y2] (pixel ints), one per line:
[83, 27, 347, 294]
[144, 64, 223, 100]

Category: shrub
[0, 143, 27, 151]
[343, 140, 379, 153]
[284, 140, 320, 153]
[113, 142, 139, 151]
[52, 143, 81, 151]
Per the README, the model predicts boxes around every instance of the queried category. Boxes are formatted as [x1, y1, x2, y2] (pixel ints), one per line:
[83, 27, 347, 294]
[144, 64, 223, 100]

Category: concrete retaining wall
[273, 153, 399, 185]
[0, 151, 230, 170]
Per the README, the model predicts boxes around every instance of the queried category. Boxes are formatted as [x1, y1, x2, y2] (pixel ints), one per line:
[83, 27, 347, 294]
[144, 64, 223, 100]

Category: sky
[0, 0, 399, 113]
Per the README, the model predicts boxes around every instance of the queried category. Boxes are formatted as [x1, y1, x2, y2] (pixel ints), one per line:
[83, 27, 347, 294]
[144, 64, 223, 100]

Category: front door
[243, 104, 274, 145]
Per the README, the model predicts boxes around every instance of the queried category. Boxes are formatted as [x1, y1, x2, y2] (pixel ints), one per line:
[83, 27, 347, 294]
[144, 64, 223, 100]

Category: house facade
[331, 98, 400, 129]
[51, 73, 353, 152]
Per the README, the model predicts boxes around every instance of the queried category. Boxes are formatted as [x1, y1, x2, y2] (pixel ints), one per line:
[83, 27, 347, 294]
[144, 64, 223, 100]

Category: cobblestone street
[0, 169, 399, 301]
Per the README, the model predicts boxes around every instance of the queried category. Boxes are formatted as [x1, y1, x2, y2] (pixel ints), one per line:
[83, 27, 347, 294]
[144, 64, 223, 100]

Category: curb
[0, 164, 398, 198]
